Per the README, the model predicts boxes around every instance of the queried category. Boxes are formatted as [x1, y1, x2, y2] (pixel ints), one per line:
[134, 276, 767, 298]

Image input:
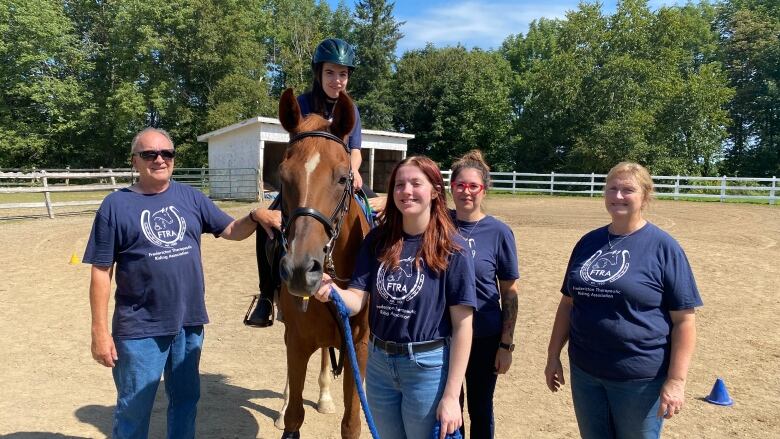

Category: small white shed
[197, 117, 414, 200]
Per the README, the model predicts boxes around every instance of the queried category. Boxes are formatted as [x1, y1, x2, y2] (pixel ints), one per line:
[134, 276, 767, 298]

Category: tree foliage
[0, 0, 776, 177]
[391, 45, 513, 168]
[502, 0, 733, 175]
[349, 0, 403, 129]
[0, 0, 94, 167]
[718, 0, 780, 176]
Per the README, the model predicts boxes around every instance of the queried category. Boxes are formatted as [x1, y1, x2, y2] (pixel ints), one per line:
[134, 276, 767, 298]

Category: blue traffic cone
[705, 377, 733, 406]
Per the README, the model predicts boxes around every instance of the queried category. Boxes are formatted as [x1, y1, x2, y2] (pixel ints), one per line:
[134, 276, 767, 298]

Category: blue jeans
[570, 362, 665, 439]
[461, 334, 500, 438]
[112, 326, 204, 439]
[366, 341, 449, 439]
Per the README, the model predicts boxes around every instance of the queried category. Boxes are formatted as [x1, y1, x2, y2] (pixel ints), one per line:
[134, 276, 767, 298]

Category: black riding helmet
[312, 38, 356, 71]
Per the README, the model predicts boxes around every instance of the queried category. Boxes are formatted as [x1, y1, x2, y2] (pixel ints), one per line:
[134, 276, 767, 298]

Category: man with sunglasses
[84, 128, 259, 439]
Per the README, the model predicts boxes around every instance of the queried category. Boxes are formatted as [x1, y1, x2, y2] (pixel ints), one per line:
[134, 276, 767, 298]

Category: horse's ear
[330, 92, 356, 140]
[279, 88, 302, 133]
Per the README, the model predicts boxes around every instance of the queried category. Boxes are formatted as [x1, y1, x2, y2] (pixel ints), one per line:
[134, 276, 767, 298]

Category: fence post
[550, 172, 555, 195]
[229, 167, 233, 199]
[720, 175, 727, 202]
[65, 166, 70, 186]
[42, 171, 54, 219]
[200, 166, 206, 192]
[770, 176, 776, 205]
[108, 168, 117, 191]
[674, 175, 680, 201]
[512, 171, 517, 194]
[256, 167, 262, 201]
[590, 172, 595, 197]
[99, 166, 105, 183]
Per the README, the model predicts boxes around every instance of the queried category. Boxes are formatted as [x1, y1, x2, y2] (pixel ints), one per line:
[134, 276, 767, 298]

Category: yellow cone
[69, 252, 80, 265]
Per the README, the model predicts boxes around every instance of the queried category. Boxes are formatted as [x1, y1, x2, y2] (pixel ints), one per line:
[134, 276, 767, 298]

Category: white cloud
[397, 1, 569, 52]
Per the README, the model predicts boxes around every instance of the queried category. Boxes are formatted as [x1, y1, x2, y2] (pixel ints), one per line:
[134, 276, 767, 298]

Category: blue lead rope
[329, 287, 381, 439]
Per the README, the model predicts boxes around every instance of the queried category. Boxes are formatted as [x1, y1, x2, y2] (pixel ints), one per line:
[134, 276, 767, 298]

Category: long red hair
[375, 156, 460, 274]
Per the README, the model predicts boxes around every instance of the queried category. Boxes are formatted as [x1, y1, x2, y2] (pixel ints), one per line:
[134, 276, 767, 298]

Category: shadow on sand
[1, 373, 319, 439]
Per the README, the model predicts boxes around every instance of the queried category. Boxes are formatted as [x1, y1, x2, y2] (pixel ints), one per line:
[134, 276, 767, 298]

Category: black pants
[461, 334, 501, 439]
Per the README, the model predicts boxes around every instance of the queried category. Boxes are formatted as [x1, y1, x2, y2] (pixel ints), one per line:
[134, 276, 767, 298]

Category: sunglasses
[451, 182, 485, 194]
[133, 149, 176, 161]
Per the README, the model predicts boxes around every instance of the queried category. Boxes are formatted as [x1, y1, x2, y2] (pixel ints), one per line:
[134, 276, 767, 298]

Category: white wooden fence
[2, 168, 776, 219]
[0, 167, 259, 218]
[441, 171, 778, 205]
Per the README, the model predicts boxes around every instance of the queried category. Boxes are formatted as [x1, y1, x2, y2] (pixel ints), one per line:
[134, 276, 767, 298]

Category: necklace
[607, 227, 639, 250]
[460, 215, 485, 241]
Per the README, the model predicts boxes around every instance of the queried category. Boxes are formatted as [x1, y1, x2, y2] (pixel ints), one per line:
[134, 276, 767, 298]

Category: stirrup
[243, 295, 275, 327]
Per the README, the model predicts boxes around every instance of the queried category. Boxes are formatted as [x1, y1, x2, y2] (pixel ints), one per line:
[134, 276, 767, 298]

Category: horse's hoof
[274, 415, 286, 430]
[281, 431, 300, 439]
[317, 397, 336, 414]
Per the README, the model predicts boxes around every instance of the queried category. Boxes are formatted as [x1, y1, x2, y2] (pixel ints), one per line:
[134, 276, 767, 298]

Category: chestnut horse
[275, 88, 370, 439]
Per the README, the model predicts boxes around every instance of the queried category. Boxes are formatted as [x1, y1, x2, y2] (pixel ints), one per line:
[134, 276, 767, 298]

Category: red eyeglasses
[451, 182, 485, 194]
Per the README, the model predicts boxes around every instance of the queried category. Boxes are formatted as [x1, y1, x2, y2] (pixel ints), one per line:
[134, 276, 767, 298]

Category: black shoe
[244, 297, 274, 328]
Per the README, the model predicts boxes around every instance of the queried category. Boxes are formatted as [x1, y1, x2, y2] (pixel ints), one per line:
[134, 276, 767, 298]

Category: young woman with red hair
[315, 156, 476, 439]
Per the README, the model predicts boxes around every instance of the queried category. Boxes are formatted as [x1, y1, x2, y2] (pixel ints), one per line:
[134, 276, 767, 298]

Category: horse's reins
[282, 130, 354, 284]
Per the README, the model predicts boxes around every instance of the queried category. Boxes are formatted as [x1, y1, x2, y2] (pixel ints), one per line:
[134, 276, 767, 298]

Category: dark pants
[460, 334, 500, 439]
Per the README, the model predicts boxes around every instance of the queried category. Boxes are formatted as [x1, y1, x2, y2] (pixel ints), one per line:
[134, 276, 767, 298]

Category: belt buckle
[386, 340, 404, 355]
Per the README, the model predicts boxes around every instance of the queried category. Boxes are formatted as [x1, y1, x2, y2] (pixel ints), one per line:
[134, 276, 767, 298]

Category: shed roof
[197, 116, 414, 143]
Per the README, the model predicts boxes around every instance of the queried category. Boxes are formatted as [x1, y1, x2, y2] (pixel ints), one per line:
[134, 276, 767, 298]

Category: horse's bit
[281, 130, 354, 283]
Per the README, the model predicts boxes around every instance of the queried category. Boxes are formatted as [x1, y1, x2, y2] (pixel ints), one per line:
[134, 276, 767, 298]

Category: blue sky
[328, 1, 681, 54]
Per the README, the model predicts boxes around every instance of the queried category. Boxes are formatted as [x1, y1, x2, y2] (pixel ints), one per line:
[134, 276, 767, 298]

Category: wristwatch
[499, 342, 515, 352]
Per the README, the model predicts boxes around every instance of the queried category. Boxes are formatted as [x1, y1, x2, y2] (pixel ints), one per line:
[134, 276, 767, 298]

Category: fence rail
[441, 171, 777, 205]
[0, 167, 259, 218]
[2, 168, 776, 219]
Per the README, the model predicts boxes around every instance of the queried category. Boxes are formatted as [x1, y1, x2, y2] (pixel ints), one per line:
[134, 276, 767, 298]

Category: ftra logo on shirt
[141, 206, 187, 248]
[579, 249, 630, 286]
[376, 256, 425, 303]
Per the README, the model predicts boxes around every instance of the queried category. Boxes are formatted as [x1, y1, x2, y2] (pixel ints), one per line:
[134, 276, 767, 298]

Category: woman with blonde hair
[545, 161, 702, 439]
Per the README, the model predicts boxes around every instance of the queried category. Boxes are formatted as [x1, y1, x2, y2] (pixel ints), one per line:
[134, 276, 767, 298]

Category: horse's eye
[338, 176, 348, 185]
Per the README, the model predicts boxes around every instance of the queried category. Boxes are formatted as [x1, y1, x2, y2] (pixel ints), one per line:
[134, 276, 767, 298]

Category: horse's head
[277, 88, 356, 297]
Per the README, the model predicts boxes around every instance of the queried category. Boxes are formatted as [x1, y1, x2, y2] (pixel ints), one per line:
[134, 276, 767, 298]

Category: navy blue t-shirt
[452, 212, 519, 337]
[297, 92, 362, 150]
[350, 229, 477, 343]
[83, 181, 234, 339]
[561, 222, 703, 381]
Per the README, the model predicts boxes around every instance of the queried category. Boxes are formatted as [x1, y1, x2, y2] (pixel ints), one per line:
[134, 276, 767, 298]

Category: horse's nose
[280, 254, 324, 296]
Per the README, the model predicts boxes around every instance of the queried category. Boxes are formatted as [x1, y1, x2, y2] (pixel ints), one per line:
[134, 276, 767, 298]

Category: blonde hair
[605, 161, 654, 207]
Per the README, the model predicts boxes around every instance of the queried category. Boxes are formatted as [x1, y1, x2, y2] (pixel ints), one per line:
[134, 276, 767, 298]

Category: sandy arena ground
[0, 196, 778, 438]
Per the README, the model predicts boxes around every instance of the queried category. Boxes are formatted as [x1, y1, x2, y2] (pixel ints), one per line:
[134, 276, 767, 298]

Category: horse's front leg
[283, 334, 313, 438]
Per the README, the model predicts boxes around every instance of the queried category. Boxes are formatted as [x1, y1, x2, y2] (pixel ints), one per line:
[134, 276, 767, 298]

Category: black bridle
[281, 130, 354, 283]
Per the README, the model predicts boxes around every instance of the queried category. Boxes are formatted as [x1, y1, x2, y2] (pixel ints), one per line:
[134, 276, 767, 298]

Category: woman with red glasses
[449, 150, 519, 439]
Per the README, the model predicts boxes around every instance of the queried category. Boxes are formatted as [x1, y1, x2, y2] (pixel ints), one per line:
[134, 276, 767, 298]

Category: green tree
[349, 0, 403, 129]
[267, 0, 330, 96]
[392, 45, 513, 168]
[63, 0, 274, 167]
[0, 0, 95, 167]
[718, 0, 780, 176]
[502, 0, 732, 175]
